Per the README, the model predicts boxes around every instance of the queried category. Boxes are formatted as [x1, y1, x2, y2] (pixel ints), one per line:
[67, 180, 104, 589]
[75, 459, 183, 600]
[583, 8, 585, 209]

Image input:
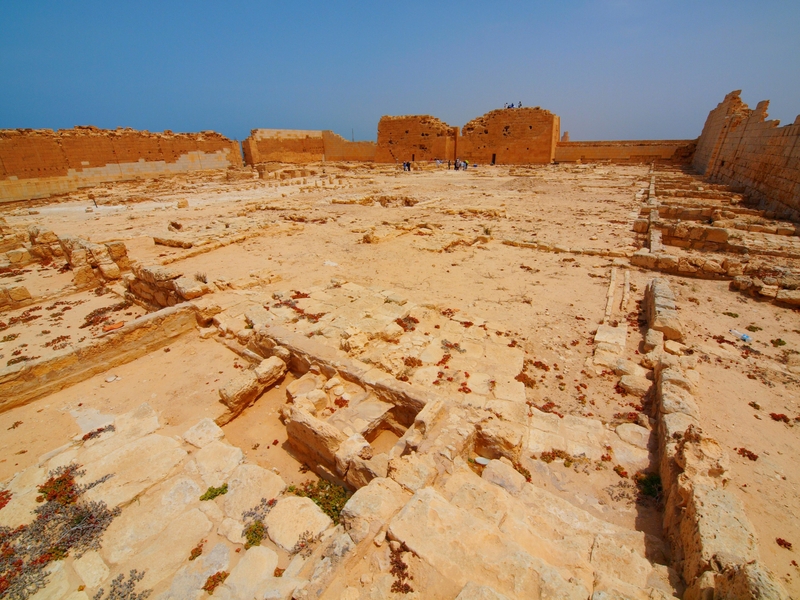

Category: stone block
[7, 285, 31, 302]
[340, 477, 409, 543]
[615, 423, 651, 449]
[285, 406, 347, 468]
[254, 356, 286, 385]
[182, 418, 224, 448]
[194, 440, 243, 487]
[475, 418, 525, 462]
[643, 328, 664, 353]
[222, 546, 278, 600]
[218, 370, 263, 419]
[482, 459, 526, 495]
[620, 374, 652, 397]
[265, 496, 332, 552]
[222, 464, 286, 520]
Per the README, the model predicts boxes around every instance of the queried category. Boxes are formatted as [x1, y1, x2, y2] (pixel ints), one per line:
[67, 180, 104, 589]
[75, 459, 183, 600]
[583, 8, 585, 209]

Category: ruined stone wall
[459, 108, 559, 165]
[374, 116, 457, 163]
[0, 127, 242, 202]
[242, 129, 325, 164]
[693, 90, 800, 217]
[321, 131, 377, 162]
[555, 139, 696, 164]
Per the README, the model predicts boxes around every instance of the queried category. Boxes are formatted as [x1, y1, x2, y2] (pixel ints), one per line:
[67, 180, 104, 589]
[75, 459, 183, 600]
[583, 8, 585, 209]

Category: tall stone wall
[555, 139, 696, 164]
[693, 90, 800, 218]
[374, 116, 458, 163]
[0, 127, 242, 202]
[459, 107, 560, 165]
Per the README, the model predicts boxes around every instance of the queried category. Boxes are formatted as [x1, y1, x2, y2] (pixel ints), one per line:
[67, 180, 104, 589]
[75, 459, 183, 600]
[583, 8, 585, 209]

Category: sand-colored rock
[265, 496, 333, 552]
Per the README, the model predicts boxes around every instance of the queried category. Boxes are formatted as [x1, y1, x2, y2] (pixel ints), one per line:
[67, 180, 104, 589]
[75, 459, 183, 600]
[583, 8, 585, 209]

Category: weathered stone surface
[334, 433, 371, 478]
[590, 535, 653, 589]
[614, 423, 650, 450]
[643, 328, 664, 353]
[619, 375, 652, 397]
[173, 276, 209, 299]
[265, 496, 333, 552]
[83, 434, 186, 508]
[222, 546, 278, 600]
[101, 476, 201, 565]
[388, 488, 587, 599]
[182, 418, 224, 448]
[218, 370, 262, 418]
[712, 560, 790, 600]
[261, 577, 308, 600]
[680, 484, 758, 584]
[387, 453, 438, 492]
[475, 419, 525, 462]
[218, 517, 246, 544]
[157, 543, 230, 600]
[482, 459, 526, 495]
[285, 406, 347, 468]
[455, 582, 512, 600]
[222, 463, 286, 520]
[128, 508, 212, 590]
[194, 440, 243, 487]
[72, 550, 110, 589]
[255, 356, 286, 385]
[341, 477, 409, 543]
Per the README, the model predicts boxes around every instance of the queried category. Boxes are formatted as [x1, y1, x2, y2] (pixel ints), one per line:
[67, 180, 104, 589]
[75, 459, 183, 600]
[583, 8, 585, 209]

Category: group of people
[453, 159, 469, 170]
[402, 161, 412, 171]
[504, 101, 523, 109]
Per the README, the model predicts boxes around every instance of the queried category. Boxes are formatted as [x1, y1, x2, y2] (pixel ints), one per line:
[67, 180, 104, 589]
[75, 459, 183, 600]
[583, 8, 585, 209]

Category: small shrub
[722, 312, 739, 318]
[93, 569, 151, 600]
[291, 530, 318, 557]
[613, 465, 628, 478]
[194, 272, 208, 284]
[771, 338, 787, 347]
[202, 571, 228, 595]
[390, 545, 414, 594]
[290, 479, 350, 524]
[634, 472, 662, 500]
[0, 489, 11, 510]
[199, 483, 228, 501]
[243, 521, 266, 549]
[746, 325, 762, 332]
[189, 540, 205, 561]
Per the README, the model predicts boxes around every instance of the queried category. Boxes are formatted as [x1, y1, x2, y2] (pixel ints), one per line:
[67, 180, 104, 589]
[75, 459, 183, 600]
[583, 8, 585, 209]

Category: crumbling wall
[693, 90, 800, 218]
[242, 129, 325, 164]
[374, 116, 457, 163]
[321, 131, 377, 162]
[555, 139, 696, 164]
[459, 107, 559, 165]
[0, 127, 242, 202]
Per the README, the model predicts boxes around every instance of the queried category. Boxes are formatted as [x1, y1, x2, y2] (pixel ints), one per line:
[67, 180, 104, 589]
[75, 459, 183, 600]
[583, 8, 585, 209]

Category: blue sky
[2, 1, 798, 142]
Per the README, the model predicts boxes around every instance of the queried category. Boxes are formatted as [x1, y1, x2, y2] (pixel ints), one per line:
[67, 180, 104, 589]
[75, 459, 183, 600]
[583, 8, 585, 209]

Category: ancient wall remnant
[459, 107, 560, 165]
[693, 90, 800, 219]
[242, 129, 377, 165]
[321, 131, 377, 162]
[242, 129, 325, 164]
[555, 139, 696, 164]
[0, 127, 242, 202]
[374, 116, 458, 163]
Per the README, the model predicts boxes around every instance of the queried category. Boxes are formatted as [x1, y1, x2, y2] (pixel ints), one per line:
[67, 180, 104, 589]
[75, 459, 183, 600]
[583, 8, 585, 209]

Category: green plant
[189, 540, 205, 561]
[244, 521, 265, 549]
[199, 483, 228, 501]
[290, 479, 350, 524]
[746, 325, 762, 332]
[722, 311, 739, 318]
[771, 338, 787, 347]
[634, 472, 662, 500]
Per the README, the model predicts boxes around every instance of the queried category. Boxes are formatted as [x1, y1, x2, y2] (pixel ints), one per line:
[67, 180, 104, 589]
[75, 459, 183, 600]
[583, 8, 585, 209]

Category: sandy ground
[2, 162, 799, 594]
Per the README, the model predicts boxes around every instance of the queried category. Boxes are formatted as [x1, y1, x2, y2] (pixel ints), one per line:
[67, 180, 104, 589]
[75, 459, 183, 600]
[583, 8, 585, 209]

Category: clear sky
[2, 1, 798, 142]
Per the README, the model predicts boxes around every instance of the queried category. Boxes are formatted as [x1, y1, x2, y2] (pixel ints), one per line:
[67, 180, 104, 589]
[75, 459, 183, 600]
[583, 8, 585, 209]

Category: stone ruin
[0, 90, 798, 600]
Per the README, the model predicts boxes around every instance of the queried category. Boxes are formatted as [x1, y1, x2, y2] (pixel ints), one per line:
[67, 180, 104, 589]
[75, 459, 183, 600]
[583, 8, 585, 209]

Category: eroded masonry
[0, 90, 799, 600]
